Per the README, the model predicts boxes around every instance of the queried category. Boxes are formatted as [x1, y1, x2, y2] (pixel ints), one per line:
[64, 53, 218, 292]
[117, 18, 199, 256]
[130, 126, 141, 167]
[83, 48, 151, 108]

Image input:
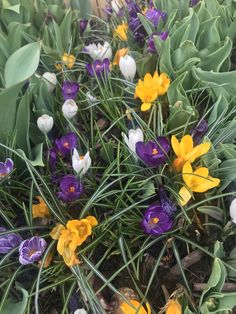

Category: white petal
[230, 198, 236, 223]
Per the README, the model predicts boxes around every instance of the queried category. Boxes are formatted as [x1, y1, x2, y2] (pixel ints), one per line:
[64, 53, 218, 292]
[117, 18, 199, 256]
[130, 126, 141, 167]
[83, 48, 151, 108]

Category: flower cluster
[50, 216, 98, 267]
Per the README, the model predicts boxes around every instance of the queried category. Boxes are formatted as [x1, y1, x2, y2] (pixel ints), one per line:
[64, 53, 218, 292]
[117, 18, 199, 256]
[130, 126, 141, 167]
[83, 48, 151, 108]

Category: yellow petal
[50, 224, 66, 240]
[193, 167, 209, 185]
[182, 161, 193, 187]
[85, 216, 98, 227]
[171, 135, 181, 157]
[185, 142, 210, 163]
[193, 176, 220, 193]
[119, 300, 150, 314]
[166, 299, 182, 314]
[180, 135, 193, 156]
[141, 103, 152, 111]
[179, 186, 192, 206]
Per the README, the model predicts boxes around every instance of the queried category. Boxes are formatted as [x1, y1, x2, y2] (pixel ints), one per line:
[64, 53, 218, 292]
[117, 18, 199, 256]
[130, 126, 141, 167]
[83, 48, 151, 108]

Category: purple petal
[5, 158, 14, 173]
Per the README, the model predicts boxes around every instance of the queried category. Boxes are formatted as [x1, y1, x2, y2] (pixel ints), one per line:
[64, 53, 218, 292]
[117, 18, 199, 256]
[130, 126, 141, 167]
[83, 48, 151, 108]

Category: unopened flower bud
[42, 72, 57, 92]
[62, 99, 78, 119]
[119, 55, 136, 82]
[37, 114, 54, 133]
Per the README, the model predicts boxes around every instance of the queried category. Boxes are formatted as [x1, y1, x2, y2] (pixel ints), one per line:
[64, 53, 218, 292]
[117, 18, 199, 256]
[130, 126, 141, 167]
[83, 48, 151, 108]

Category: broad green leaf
[197, 206, 223, 222]
[0, 83, 23, 145]
[1, 284, 28, 314]
[30, 143, 44, 167]
[4, 41, 40, 88]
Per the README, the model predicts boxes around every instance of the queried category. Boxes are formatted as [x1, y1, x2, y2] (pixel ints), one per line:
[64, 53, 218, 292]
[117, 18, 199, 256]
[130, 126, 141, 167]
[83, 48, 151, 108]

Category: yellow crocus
[166, 299, 182, 314]
[114, 22, 128, 41]
[32, 196, 50, 218]
[62, 53, 76, 69]
[113, 48, 129, 66]
[118, 300, 151, 314]
[134, 71, 170, 111]
[179, 162, 220, 206]
[171, 135, 211, 172]
[50, 216, 98, 267]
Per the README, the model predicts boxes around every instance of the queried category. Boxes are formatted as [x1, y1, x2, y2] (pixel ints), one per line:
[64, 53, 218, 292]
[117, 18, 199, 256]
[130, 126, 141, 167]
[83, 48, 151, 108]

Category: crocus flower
[190, 119, 208, 144]
[191, 0, 199, 6]
[166, 299, 182, 314]
[32, 196, 50, 219]
[119, 299, 151, 314]
[0, 158, 14, 178]
[79, 19, 88, 34]
[62, 81, 80, 100]
[62, 99, 78, 119]
[134, 71, 170, 111]
[179, 162, 220, 206]
[229, 198, 236, 224]
[136, 137, 170, 167]
[55, 132, 77, 157]
[19, 236, 47, 265]
[62, 53, 76, 69]
[37, 114, 54, 134]
[85, 41, 112, 60]
[141, 203, 173, 235]
[119, 55, 136, 81]
[42, 72, 57, 92]
[86, 91, 97, 104]
[171, 134, 210, 172]
[113, 48, 129, 66]
[114, 22, 128, 41]
[57, 175, 83, 202]
[145, 8, 166, 27]
[147, 32, 168, 53]
[74, 309, 87, 314]
[50, 216, 97, 267]
[159, 186, 177, 217]
[122, 128, 144, 154]
[48, 148, 57, 170]
[129, 17, 146, 46]
[86, 59, 110, 78]
[0, 227, 22, 254]
[72, 149, 91, 176]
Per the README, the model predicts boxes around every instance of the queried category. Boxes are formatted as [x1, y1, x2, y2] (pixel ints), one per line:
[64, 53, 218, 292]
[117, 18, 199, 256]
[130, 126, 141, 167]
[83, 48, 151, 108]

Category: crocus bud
[119, 55, 136, 82]
[37, 114, 54, 133]
[230, 198, 236, 224]
[42, 72, 57, 92]
[86, 91, 97, 104]
[74, 309, 87, 314]
[62, 99, 78, 119]
[72, 149, 91, 176]
[122, 128, 144, 154]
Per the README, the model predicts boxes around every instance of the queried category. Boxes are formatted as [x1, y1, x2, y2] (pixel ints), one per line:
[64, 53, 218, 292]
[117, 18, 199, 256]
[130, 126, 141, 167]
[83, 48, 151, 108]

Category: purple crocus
[48, 148, 57, 170]
[147, 31, 168, 53]
[141, 203, 173, 235]
[62, 81, 80, 100]
[129, 16, 146, 46]
[0, 158, 14, 178]
[145, 8, 166, 27]
[126, 0, 141, 17]
[79, 19, 88, 34]
[190, 120, 208, 145]
[19, 236, 47, 265]
[86, 59, 110, 78]
[136, 137, 170, 167]
[0, 227, 22, 254]
[159, 186, 177, 217]
[55, 132, 77, 157]
[57, 175, 84, 202]
[191, 0, 199, 6]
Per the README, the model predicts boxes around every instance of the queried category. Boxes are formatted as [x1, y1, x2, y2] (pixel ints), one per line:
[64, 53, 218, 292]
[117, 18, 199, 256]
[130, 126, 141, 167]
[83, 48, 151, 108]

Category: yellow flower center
[69, 186, 75, 193]
[29, 249, 37, 256]
[152, 148, 158, 155]
[79, 156, 84, 160]
[150, 217, 159, 224]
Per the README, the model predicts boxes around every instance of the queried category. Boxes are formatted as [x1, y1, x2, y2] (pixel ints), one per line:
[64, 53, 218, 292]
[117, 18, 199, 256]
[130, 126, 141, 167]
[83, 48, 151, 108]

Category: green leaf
[197, 206, 224, 222]
[1, 284, 28, 314]
[0, 83, 23, 145]
[59, 9, 72, 49]
[30, 143, 44, 167]
[217, 159, 236, 192]
[4, 41, 41, 88]
[137, 13, 155, 36]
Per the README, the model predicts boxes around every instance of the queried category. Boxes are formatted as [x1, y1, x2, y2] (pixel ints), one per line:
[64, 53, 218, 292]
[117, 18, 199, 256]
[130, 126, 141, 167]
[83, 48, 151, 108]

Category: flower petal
[179, 186, 192, 206]
[179, 135, 193, 156]
[182, 162, 193, 187]
[185, 142, 210, 163]
[141, 102, 152, 111]
[193, 176, 220, 193]
[171, 135, 180, 157]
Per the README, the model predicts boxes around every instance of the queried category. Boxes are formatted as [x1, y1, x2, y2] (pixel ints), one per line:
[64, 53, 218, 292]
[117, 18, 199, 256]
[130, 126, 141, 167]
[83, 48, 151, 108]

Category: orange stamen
[152, 148, 158, 155]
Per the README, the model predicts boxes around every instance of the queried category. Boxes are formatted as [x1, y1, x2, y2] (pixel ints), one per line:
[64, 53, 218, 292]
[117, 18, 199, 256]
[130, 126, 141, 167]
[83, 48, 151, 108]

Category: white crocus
[86, 91, 97, 104]
[85, 41, 112, 60]
[42, 72, 57, 92]
[111, 0, 122, 14]
[72, 149, 91, 176]
[119, 55, 136, 82]
[74, 309, 87, 314]
[122, 128, 144, 154]
[62, 99, 78, 119]
[37, 114, 53, 133]
[230, 198, 236, 224]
